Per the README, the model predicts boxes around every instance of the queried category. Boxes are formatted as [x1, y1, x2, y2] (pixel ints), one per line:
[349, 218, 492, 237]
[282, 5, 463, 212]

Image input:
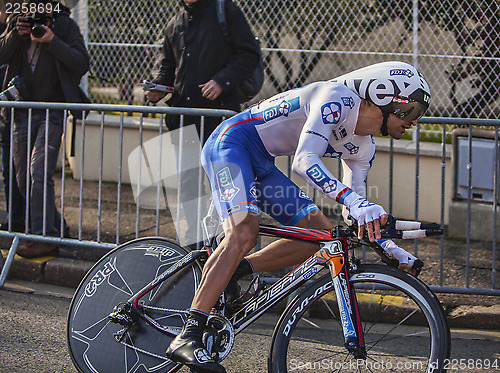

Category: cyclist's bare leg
[191, 211, 260, 314]
[247, 209, 333, 273]
[166, 214, 257, 372]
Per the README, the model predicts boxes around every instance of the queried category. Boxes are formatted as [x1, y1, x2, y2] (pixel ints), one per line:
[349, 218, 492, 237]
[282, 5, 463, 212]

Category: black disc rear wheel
[67, 238, 202, 373]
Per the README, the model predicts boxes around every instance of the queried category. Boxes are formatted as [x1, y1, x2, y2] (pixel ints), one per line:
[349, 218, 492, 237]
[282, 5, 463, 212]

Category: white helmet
[331, 61, 431, 135]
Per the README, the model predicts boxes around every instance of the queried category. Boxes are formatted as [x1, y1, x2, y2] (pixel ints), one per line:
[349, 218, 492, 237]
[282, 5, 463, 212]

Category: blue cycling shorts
[201, 111, 318, 225]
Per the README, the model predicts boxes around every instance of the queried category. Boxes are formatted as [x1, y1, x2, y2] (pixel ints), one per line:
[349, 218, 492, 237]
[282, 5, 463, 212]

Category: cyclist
[166, 61, 431, 373]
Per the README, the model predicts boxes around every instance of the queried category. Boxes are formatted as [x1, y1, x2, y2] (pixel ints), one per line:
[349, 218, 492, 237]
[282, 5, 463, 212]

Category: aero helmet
[331, 61, 431, 136]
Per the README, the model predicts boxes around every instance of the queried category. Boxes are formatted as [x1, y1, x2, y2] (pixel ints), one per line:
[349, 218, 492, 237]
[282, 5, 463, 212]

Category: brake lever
[412, 259, 424, 277]
[345, 215, 399, 239]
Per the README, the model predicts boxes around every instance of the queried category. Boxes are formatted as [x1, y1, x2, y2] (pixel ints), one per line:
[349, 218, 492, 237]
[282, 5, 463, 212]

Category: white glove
[345, 196, 387, 226]
[378, 239, 418, 267]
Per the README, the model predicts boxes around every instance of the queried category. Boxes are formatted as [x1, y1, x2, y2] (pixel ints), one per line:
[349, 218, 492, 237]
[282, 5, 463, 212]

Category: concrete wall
[65, 113, 167, 184]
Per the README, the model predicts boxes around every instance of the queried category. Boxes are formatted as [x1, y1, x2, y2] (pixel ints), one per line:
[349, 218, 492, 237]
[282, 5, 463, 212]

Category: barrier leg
[0, 235, 20, 288]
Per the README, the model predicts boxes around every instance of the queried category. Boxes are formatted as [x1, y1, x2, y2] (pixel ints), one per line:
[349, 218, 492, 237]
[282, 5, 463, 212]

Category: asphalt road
[0, 280, 499, 373]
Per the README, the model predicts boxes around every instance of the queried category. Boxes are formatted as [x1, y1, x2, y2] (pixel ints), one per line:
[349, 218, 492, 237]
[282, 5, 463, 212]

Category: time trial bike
[67, 210, 450, 373]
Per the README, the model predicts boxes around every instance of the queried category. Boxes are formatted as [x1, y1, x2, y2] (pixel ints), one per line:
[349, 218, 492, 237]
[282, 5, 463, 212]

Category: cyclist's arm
[292, 118, 360, 208]
[341, 153, 373, 196]
[291, 99, 386, 240]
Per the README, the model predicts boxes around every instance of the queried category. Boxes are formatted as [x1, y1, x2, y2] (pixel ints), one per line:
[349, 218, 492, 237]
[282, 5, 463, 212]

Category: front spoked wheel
[269, 264, 450, 373]
[67, 238, 202, 373]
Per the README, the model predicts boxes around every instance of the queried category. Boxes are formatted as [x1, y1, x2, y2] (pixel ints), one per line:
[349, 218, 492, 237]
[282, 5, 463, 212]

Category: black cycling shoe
[166, 335, 226, 373]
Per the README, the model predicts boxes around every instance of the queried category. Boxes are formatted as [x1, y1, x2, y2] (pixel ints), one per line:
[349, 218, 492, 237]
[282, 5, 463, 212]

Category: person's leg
[166, 211, 258, 373]
[11, 113, 44, 257]
[12, 112, 29, 199]
[191, 211, 260, 312]
[167, 114, 259, 372]
[29, 111, 63, 236]
[248, 165, 334, 271]
[1, 144, 26, 230]
[178, 149, 207, 248]
[227, 168, 334, 284]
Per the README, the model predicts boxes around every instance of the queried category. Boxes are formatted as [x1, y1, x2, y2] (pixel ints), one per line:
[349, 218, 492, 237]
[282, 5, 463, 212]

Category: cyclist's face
[386, 115, 417, 139]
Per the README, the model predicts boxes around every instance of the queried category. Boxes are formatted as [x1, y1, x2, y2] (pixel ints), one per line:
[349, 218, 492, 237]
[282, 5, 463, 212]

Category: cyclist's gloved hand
[378, 239, 423, 276]
[345, 195, 388, 241]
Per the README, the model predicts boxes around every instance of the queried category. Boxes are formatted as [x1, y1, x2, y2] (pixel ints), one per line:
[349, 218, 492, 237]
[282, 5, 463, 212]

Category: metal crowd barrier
[413, 117, 499, 296]
[0, 101, 498, 297]
[0, 101, 236, 287]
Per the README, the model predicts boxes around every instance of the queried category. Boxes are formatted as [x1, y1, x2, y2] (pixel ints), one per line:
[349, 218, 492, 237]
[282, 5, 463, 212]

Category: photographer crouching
[0, 0, 89, 257]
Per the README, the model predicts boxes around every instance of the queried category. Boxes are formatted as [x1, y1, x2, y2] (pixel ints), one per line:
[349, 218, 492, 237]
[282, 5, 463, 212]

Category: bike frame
[122, 224, 367, 357]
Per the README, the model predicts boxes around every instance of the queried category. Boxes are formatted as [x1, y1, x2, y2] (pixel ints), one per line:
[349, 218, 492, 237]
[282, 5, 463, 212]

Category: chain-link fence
[80, 0, 499, 134]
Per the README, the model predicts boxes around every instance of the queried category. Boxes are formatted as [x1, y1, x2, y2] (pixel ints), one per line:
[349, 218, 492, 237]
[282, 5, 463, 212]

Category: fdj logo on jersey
[217, 167, 240, 202]
[263, 97, 300, 122]
[343, 142, 359, 155]
[306, 164, 337, 194]
[341, 96, 355, 109]
[321, 102, 342, 124]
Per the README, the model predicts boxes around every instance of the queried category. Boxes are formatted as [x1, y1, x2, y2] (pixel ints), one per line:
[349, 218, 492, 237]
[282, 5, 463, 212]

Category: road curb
[1, 250, 93, 289]
[448, 305, 500, 330]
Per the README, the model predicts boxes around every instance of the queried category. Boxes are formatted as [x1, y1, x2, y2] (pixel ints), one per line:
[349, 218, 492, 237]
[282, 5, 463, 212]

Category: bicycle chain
[117, 338, 171, 361]
[140, 304, 189, 314]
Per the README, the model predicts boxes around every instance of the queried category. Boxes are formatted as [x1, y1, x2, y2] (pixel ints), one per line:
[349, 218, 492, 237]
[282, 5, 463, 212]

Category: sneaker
[166, 334, 226, 373]
[16, 241, 58, 258]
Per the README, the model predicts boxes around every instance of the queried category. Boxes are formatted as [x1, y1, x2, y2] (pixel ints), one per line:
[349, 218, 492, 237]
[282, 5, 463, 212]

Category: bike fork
[323, 241, 366, 359]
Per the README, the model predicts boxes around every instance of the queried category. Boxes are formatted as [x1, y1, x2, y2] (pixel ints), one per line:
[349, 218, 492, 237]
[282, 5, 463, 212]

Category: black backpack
[216, 0, 264, 103]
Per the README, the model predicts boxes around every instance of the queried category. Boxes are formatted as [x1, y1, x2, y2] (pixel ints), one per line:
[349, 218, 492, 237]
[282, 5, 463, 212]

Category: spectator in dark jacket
[0, 8, 26, 233]
[0, 0, 89, 257]
[145, 0, 261, 250]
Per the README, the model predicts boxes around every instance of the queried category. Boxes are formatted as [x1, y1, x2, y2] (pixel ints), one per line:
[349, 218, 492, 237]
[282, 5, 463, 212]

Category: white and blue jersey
[201, 81, 375, 225]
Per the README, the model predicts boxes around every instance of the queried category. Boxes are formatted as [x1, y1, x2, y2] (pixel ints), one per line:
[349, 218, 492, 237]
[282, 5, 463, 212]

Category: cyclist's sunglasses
[391, 96, 428, 122]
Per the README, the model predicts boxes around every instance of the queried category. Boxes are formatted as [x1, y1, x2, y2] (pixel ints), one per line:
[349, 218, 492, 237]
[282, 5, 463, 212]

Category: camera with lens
[0, 76, 30, 101]
[25, 13, 48, 38]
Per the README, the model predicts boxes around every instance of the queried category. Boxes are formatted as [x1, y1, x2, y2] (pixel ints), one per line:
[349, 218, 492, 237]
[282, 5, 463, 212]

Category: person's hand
[347, 198, 388, 241]
[31, 25, 54, 43]
[199, 79, 222, 100]
[379, 239, 421, 276]
[145, 90, 166, 103]
[16, 16, 32, 35]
